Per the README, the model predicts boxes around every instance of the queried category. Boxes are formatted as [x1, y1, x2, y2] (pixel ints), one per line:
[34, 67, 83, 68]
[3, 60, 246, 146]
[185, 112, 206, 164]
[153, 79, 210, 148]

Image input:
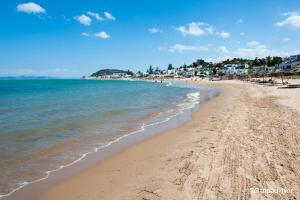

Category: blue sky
[0, 0, 300, 77]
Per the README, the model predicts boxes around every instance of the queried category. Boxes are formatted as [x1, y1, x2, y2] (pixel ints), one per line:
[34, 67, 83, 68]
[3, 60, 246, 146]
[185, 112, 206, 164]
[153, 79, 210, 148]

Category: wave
[165, 82, 172, 87]
[186, 92, 201, 101]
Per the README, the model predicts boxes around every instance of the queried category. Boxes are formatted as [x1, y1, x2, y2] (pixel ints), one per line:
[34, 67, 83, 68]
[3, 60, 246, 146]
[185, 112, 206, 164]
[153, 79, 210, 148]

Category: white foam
[186, 92, 200, 100]
[166, 82, 172, 87]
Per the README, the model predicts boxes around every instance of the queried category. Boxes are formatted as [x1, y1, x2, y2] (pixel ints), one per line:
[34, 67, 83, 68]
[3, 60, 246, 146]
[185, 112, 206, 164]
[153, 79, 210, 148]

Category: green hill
[90, 69, 131, 77]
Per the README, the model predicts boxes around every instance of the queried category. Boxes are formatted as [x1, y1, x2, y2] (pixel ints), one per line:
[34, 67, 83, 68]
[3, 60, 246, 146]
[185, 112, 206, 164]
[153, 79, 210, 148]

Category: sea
[0, 79, 218, 198]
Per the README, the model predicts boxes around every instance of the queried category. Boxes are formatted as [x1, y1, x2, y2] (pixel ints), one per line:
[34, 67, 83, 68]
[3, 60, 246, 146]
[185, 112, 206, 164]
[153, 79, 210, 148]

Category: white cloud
[282, 11, 298, 16]
[205, 26, 214, 34]
[87, 11, 103, 21]
[148, 28, 162, 33]
[236, 41, 288, 58]
[94, 32, 110, 39]
[81, 32, 92, 37]
[74, 14, 92, 26]
[160, 44, 208, 53]
[207, 56, 233, 63]
[104, 12, 116, 20]
[236, 19, 243, 24]
[216, 31, 231, 39]
[282, 37, 290, 42]
[247, 40, 261, 47]
[275, 12, 300, 28]
[177, 22, 213, 36]
[81, 32, 110, 39]
[17, 2, 46, 14]
[217, 46, 229, 54]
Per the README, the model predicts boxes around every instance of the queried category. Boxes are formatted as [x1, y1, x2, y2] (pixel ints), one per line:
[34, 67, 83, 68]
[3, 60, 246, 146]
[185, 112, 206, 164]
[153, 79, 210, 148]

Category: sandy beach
[35, 80, 300, 200]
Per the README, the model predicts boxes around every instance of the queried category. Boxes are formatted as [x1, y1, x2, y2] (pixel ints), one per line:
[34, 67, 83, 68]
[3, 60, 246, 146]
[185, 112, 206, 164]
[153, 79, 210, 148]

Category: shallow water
[0, 79, 204, 197]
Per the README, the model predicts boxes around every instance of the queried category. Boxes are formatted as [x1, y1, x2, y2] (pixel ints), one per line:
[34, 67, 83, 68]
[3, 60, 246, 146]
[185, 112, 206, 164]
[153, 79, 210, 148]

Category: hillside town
[85, 54, 300, 80]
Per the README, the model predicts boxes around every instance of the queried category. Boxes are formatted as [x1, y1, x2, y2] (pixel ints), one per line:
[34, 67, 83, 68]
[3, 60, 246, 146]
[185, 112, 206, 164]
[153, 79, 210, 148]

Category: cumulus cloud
[217, 46, 229, 54]
[247, 40, 261, 47]
[159, 44, 208, 53]
[275, 12, 300, 28]
[77, 11, 115, 24]
[205, 26, 214, 34]
[94, 32, 110, 39]
[104, 12, 116, 20]
[81, 32, 110, 39]
[87, 11, 103, 21]
[216, 31, 231, 39]
[177, 22, 213, 36]
[148, 27, 162, 33]
[74, 14, 92, 26]
[17, 2, 46, 14]
[81, 32, 92, 37]
[235, 41, 288, 58]
[207, 56, 233, 63]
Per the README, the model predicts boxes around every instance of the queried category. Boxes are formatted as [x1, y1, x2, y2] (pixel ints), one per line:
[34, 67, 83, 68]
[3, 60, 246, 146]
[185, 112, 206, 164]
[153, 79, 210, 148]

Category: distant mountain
[90, 69, 133, 77]
[0, 76, 56, 80]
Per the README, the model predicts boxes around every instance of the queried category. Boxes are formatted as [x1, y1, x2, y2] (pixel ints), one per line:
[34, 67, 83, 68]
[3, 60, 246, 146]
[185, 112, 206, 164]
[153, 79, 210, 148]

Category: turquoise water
[0, 79, 200, 197]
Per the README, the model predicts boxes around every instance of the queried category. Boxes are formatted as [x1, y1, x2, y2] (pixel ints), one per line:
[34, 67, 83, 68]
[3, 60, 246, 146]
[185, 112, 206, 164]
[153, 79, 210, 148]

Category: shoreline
[2, 80, 219, 200]
[34, 80, 229, 200]
[35, 79, 300, 200]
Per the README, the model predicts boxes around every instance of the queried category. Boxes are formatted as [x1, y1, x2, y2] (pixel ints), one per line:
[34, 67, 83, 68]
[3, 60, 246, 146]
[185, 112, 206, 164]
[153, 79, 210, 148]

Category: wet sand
[36, 80, 300, 200]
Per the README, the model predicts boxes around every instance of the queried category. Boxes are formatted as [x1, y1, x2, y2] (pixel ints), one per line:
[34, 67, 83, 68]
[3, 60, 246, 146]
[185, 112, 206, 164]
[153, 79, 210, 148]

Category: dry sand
[36, 80, 300, 200]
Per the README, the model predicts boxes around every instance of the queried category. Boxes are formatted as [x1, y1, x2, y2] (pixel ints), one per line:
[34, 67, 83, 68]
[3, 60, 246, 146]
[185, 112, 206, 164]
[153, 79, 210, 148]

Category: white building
[167, 69, 176, 75]
[197, 68, 210, 77]
[223, 64, 249, 75]
[280, 54, 300, 70]
[253, 65, 267, 74]
[235, 64, 249, 75]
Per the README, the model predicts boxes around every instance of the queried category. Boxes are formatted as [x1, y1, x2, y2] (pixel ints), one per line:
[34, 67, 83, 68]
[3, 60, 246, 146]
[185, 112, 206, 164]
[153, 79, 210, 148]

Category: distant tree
[266, 56, 272, 66]
[148, 65, 153, 74]
[214, 63, 222, 68]
[154, 67, 160, 74]
[224, 59, 231, 65]
[183, 64, 187, 71]
[260, 58, 267, 66]
[253, 57, 260, 66]
[127, 69, 134, 75]
[271, 56, 283, 66]
[168, 64, 173, 70]
[213, 68, 217, 75]
[196, 59, 205, 66]
[192, 62, 198, 68]
[252, 57, 266, 66]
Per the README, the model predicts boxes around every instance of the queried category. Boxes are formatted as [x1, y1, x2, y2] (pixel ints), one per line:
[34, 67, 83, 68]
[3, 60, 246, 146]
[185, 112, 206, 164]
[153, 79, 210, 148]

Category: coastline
[1, 80, 219, 200]
[35, 79, 300, 200]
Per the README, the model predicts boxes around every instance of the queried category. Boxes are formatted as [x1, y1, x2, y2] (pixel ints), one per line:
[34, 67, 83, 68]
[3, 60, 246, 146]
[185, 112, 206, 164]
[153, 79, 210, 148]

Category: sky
[0, 0, 300, 77]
